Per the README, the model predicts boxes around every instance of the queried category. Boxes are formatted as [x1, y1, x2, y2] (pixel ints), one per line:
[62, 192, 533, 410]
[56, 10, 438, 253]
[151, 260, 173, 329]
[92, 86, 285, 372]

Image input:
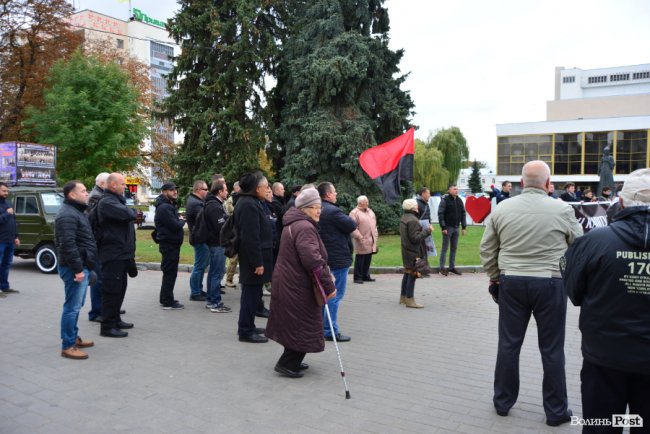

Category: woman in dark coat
[266, 188, 336, 378]
[400, 199, 432, 309]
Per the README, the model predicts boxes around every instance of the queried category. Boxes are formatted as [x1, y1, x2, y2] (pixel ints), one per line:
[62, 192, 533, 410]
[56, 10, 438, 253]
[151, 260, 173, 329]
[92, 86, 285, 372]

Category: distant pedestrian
[560, 182, 577, 202]
[597, 186, 612, 202]
[154, 183, 186, 310]
[318, 181, 357, 342]
[266, 188, 336, 378]
[480, 160, 582, 426]
[0, 182, 20, 297]
[438, 184, 466, 276]
[186, 180, 209, 302]
[86, 172, 109, 322]
[96, 173, 137, 338]
[563, 168, 650, 432]
[350, 195, 378, 284]
[399, 199, 432, 308]
[497, 181, 512, 204]
[235, 172, 273, 343]
[56, 181, 97, 359]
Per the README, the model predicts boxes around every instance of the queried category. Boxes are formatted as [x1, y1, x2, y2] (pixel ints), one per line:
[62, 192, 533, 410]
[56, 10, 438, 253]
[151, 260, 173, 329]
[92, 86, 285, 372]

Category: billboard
[0, 142, 57, 186]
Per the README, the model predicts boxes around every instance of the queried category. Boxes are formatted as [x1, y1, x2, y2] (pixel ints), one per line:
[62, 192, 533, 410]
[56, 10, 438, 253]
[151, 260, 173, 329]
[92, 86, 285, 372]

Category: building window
[562, 76, 575, 83]
[116, 38, 124, 49]
[584, 132, 613, 175]
[587, 75, 607, 84]
[610, 73, 630, 82]
[554, 133, 582, 175]
[497, 135, 552, 176]
[632, 71, 650, 79]
[616, 130, 647, 174]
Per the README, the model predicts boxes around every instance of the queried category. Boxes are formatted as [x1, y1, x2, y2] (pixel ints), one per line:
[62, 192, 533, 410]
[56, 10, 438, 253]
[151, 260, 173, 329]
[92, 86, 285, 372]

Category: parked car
[10, 186, 64, 273]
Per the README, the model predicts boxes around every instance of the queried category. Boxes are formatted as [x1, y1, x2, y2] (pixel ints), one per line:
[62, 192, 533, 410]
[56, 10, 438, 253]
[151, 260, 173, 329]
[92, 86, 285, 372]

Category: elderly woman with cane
[266, 188, 337, 378]
[400, 199, 433, 308]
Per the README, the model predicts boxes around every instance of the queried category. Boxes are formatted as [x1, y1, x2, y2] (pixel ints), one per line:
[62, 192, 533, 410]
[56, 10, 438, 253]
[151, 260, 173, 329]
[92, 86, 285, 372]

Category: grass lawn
[135, 225, 485, 267]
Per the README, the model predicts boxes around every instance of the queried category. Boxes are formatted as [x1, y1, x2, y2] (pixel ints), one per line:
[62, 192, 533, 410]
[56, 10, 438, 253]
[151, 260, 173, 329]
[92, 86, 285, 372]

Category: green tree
[270, 0, 414, 194]
[24, 50, 148, 187]
[413, 138, 448, 193]
[163, 0, 283, 186]
[468, 159, 482, 193]
[430, 126, 469, 186]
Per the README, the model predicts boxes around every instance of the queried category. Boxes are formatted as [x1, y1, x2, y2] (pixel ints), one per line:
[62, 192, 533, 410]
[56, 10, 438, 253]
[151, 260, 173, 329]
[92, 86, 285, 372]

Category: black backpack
[219, 215, 239, 258]
[190, 205, 212, 246]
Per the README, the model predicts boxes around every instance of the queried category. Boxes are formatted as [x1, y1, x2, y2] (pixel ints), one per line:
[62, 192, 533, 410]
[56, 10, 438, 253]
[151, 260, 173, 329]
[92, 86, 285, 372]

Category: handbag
[413, 257, 433, 277]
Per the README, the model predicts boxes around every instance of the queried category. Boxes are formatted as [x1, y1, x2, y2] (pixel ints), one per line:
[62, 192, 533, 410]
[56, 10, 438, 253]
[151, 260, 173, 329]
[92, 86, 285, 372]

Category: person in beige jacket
[350, 195, 379, 284]
[480, 160, 583, 427]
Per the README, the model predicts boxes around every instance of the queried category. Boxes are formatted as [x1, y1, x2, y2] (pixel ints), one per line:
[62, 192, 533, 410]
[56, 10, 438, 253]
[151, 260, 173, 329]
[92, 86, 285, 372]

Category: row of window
[497, 130, 648, 176]
[562, 76, 575, 83]
[584, 71, 650, 84]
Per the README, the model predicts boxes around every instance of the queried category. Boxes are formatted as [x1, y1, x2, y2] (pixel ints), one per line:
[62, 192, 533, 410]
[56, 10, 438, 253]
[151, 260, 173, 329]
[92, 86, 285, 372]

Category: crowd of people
[0, 161, 647, 430]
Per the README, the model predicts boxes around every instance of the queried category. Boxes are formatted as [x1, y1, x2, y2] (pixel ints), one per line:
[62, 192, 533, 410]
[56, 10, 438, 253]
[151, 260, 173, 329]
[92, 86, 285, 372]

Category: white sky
[70, 0, 650, 167]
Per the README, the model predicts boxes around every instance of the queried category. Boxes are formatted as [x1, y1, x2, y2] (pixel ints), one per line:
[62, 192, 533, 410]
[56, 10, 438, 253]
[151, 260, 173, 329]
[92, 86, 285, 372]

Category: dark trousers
[581, 359, 650, 434]
[88, 261, 102, 320]
[440, 226, 460, 269]
[159, 242, 181, 307]
[353, 254, 372, 280]
[494, 276, 568, 420]
[400, 273, 416, 298]
[100, 259, 129, 330]
[278, 347, 306, 372]
[238, 283, 262, 336]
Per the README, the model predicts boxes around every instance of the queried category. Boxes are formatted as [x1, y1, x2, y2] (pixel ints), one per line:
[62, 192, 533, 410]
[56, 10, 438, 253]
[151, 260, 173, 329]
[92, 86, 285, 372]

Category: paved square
[0, 260, 583, 433]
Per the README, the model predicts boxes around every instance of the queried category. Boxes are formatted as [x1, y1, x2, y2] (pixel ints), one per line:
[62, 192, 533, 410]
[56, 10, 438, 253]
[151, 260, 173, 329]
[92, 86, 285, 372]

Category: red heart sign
[465, 196, 491, 223]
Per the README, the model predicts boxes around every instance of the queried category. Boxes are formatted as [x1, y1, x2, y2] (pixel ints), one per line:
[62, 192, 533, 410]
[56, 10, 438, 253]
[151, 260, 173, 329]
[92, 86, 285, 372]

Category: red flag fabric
[359, 128, 414, 179]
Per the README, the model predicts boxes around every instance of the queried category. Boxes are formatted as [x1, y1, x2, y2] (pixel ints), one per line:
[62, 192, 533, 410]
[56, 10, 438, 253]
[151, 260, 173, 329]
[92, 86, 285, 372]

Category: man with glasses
[186, 180, 209, 301]
[0, 182, 19, 297]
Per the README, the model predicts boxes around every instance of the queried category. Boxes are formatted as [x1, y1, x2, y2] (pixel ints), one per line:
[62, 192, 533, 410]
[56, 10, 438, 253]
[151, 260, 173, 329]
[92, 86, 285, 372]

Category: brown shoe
[61, 346, 88, 360]
[75, 337, 94, 348]
[399, 295, 406, 305]
[439, 268, 448, 276]
[405, 297, 424, 308]
[3, 288, 19, 293]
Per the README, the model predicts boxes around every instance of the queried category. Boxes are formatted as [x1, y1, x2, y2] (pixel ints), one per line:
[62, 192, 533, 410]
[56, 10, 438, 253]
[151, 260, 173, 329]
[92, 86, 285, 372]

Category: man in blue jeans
[55, 180, 98, 359]
[204, 180, 231, 313]
[0, 182, 20, 297]
[186, 180, 209, 301]
[317, 182, 357, 342]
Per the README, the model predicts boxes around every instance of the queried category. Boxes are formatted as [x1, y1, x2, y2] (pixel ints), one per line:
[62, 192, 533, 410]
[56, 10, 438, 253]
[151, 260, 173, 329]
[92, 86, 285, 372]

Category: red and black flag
[359, 128, 414, 203]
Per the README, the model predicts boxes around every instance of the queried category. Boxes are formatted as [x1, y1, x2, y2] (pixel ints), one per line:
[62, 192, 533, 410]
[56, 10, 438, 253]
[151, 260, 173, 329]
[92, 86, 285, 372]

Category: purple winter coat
[265, 207, 336, 353]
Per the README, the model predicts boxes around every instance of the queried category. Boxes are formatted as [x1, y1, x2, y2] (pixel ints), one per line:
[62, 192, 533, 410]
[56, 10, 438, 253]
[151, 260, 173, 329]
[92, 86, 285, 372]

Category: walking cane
[313, 270, 351, 399]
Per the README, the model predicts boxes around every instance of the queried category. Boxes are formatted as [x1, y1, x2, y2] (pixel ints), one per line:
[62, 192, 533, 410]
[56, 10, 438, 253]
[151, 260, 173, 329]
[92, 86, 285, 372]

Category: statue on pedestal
[597, 146, 615, 197]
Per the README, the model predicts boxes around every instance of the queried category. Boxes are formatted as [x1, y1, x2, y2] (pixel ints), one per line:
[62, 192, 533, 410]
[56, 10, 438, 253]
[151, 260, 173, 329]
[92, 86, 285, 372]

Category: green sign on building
[132, 8, 166, 29]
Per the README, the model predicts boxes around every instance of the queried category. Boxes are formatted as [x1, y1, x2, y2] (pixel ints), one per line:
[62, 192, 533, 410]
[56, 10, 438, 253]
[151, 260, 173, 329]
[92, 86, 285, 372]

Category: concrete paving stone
[0, 259, 588, 433]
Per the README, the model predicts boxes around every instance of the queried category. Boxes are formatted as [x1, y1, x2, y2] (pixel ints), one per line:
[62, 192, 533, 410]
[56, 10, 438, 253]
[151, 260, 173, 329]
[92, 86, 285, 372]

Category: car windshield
[41, 192, 65, 214]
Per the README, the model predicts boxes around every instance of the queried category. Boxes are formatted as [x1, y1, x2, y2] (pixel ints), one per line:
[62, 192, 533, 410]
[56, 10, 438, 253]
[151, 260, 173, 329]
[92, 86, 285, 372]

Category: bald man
[480, 160, 582, 427]
[96, 173, 138, 338]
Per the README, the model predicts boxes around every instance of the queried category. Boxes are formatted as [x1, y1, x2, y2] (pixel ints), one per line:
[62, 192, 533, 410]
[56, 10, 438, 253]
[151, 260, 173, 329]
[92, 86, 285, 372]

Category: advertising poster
[16, 142, 57, 186]
[0, 142, 17, 184]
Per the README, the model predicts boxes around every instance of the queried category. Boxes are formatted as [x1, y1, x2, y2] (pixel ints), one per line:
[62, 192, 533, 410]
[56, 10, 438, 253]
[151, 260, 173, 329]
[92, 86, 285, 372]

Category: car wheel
[36, 244, 57, 274]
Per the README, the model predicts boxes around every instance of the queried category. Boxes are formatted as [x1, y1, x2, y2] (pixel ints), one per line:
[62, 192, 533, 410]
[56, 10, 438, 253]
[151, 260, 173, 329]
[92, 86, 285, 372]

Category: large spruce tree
[271, 0, 414, 195]
[163, 0, 283, 185]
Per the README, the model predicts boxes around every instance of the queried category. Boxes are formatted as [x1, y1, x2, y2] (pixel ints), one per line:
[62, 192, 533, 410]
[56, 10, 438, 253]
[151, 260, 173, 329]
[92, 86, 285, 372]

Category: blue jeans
[206, 246, 226, 305]
[189, 243, 210, 297]
[59, 266, 89, 349]
[0, 241, 14, 290]
[323, 267, 348, 337]
[88, 261, 102, 320]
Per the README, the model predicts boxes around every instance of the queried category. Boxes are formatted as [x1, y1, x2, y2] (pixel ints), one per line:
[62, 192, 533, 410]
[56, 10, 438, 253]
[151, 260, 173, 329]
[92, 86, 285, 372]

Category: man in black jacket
[416, 187, 431, 222]
[235, 172, 273, 343]
[0, 182, 19, 296]
[97, 173, 137, 338]
[56, 180, 98, 359]
[186, 180, 209, 301]
[318, 182, 357, 342]
[155, 183, 186, 310]
[86, 172, 109, 322]
[438, 184, 467, 276]
[204, 181, 231, 313]
[563, 168, 650, 430]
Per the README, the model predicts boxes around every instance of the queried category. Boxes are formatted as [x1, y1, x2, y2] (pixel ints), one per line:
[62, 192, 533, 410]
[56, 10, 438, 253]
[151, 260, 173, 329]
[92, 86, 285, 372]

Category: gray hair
[357, 195, 368, 204]
[95, 172, 110, 187]
[521, 161, 550, 189]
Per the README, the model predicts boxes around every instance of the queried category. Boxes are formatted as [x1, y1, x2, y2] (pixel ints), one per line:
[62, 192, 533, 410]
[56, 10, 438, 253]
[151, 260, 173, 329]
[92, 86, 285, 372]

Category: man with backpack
[154, 183, 186, 310]
[86, 172, 109, 322]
